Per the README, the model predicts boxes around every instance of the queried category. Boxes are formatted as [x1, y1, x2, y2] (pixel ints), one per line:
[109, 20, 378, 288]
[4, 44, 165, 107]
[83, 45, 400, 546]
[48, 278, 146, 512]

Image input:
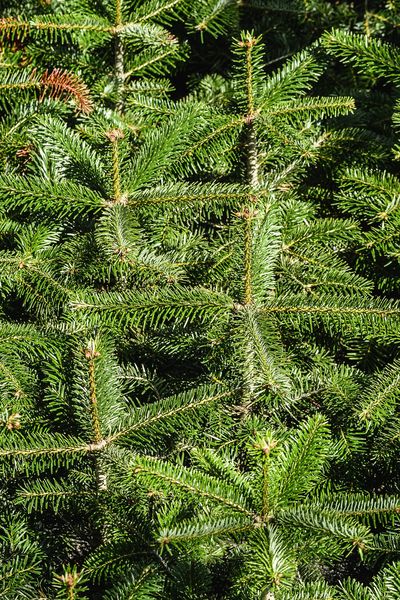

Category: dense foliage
[1, 1, 400, 598]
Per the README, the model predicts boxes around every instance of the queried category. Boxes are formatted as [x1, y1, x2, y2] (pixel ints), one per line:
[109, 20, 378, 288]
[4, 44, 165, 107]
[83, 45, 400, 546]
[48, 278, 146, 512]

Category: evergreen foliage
[1, 0, 400, 598]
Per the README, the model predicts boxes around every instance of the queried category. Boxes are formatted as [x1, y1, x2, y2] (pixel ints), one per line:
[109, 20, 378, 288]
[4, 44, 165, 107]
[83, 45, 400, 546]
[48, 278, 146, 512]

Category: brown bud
[84, 341, 100, 359]
[235, 207, 259, 219]
[160, 536, 170, 544]
[105, 128, 124, 142]
[16, 144, 33, 159]
[253, 515, 263, 528]
[6, 413, 21, 430]
[59, 571, 79, 589]
[113, 192, 129, 206]
[166, 33, 178, 44]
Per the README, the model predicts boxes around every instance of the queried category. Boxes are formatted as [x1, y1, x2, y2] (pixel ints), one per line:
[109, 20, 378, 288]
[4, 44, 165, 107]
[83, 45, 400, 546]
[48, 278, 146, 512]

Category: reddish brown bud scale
[105, 128, 125, 142]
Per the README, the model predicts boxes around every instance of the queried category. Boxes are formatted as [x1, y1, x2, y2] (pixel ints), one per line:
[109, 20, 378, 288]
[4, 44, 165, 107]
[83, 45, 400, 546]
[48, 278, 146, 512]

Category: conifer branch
[243, 208, 255, 306]
[106, 128, 125, 203]
[238, 33, 262, 408]
[0, 68, 93, 113]
[39, 69, 93, 114]
[261, 443, 274, 518]
[0, 17, 111, 38]
[114, 0, 125, 113]
[84, 339, 108, 492]
[84, 341, 103, 445]
[133, 457, 256, 516]
[260, 303, 400, 318]
[0, 4, 398, 593]
[241, 33, 260, 188]
[183, 116, 245, 157]
[137, 0, 186, 23]
[107, 386, 231, 444]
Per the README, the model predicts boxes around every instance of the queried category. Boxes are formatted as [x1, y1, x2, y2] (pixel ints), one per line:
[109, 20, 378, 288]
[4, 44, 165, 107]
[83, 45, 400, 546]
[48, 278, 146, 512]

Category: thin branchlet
[106, 128, 125, 203]
[114, 0, 125, 113]
[84, 340, 107, 491]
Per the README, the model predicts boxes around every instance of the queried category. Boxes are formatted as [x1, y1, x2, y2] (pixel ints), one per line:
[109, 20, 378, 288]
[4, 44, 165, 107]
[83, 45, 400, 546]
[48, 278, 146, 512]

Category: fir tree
[1, 1, 400, 599]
